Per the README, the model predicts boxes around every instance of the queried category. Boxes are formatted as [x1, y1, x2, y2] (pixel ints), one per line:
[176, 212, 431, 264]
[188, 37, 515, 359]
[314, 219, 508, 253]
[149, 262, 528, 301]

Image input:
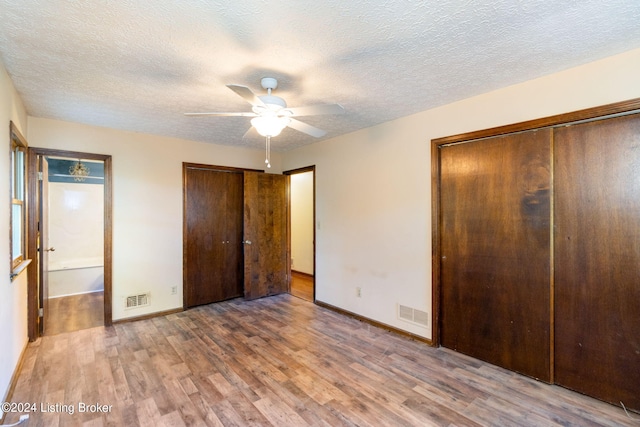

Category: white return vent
[398, 304, 429, 328]
[125, 293, 150, 309]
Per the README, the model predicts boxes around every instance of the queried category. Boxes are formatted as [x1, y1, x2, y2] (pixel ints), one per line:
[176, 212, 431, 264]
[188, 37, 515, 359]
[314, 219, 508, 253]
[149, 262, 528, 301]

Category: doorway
[27, 148, 112, 341]
[285, 166, 315, 302]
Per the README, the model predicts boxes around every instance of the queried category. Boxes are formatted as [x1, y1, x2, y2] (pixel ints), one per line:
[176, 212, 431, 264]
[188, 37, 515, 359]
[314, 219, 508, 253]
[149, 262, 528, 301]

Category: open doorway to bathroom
[285, 166, 315, 302]
[43, 156, 105, 335]
[27, 148, 112, 340]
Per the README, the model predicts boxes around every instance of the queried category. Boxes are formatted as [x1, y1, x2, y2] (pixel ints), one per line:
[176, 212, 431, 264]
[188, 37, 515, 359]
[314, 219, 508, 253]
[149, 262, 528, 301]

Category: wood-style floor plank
[290, 272, 314, 302]
[5, 294, 638, 426]
[45, 291, 104, 336]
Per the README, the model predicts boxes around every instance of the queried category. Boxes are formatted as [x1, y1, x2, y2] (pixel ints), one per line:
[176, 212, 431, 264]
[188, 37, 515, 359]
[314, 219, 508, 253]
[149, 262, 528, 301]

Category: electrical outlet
[356, 287, 362, 297]
[171, 286, 177, 295]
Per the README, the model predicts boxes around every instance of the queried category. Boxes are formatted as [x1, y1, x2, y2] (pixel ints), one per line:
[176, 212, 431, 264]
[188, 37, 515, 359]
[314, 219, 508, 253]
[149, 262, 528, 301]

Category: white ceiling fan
[185, 77, 345, 167]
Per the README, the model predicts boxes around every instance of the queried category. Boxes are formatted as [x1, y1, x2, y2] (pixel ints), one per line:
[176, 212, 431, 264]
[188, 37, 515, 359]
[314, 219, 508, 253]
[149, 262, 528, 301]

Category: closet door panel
[184, 167, 243, 307]
[244, 172, 289, 300]
[440, 129, 551, 381]
[554, 114, 640, 410]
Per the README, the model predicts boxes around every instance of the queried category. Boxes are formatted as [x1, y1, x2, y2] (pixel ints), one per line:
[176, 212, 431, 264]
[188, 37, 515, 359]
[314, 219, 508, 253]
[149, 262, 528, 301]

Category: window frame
[10, 121, 30, 280]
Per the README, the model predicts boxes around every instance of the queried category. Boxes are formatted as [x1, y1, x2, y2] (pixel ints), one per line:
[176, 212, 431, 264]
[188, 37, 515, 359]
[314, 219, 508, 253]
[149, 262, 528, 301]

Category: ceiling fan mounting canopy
[260, 77, 278, 91]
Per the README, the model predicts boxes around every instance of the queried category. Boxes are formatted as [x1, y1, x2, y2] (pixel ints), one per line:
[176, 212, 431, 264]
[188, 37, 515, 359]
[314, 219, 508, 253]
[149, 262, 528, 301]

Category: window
[10, 122, 28, 279]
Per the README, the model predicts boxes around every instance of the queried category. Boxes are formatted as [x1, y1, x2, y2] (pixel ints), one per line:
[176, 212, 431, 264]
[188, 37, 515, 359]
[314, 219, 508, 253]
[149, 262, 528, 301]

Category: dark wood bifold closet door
[554, 114, 640, 410]
[243, 172, 289, 300]
[184, 167, 244, 307]
[440, 129, 552, 381]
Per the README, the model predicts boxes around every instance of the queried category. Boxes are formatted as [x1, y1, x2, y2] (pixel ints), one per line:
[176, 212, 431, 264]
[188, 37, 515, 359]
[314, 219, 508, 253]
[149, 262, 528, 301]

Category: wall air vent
[398, 304, 429, 327]
[125, 293, 150, 309]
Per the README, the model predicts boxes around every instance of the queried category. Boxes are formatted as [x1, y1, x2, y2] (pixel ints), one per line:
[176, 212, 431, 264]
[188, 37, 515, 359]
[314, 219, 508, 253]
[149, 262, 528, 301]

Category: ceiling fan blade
[242, 126, 259, 140]
[184, 112, 257, 117]
[227, 84, 266, 107]
[283, 104, 345, 117]
[287, 118, 327, 138]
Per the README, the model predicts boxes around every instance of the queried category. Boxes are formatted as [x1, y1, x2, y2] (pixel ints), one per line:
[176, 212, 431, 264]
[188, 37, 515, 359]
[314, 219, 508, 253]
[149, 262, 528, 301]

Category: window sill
[10, 259, 32, 282]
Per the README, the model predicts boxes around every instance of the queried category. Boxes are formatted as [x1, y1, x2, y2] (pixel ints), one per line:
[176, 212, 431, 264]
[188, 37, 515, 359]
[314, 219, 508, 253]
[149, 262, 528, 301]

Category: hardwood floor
[290, 271, 314, 302]
[6, 294, 637, 426]
[45, 291, 104, 336]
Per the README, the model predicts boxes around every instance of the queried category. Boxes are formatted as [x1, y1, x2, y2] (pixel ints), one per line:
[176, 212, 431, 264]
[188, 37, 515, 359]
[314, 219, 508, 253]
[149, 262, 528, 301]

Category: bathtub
[48, 257, 104, 298]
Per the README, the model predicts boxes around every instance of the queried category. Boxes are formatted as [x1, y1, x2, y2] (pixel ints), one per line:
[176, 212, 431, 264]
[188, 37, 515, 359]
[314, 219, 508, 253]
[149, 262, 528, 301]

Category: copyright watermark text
[2, 402, 113, 415]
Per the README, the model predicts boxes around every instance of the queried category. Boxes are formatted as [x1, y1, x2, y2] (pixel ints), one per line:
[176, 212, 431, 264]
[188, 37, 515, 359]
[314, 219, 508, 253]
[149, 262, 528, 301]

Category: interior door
[243, 171, 289, 300]
[439, 129, 552, 381]
[184, 166, 244, 307]
[554, 114, 640, 410]
[38, 156, 50, 336]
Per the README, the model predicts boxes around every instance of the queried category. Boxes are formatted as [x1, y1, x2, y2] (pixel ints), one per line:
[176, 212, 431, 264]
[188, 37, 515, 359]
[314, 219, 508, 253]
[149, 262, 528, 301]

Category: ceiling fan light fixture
[251, 116, 290, 137]
[186, 78, 343, 169]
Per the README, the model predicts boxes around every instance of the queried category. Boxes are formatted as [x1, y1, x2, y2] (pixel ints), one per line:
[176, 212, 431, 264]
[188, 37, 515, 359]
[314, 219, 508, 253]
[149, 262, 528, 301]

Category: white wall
[48, 180, 105, 297]
[282, 47, 640, 340]
[290, 172, 314, 275]
[27, 118, 282, 321]
[0, 63, 29, 410]
[48, 180, 104, 268]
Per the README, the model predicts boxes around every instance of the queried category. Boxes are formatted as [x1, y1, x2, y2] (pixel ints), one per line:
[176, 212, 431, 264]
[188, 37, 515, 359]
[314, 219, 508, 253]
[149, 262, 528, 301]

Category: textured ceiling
[1, 1, 640, 151]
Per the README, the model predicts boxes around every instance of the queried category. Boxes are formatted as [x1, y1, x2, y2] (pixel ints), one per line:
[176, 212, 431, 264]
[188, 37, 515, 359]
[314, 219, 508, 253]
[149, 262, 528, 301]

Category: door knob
[243, 240, 252, 245]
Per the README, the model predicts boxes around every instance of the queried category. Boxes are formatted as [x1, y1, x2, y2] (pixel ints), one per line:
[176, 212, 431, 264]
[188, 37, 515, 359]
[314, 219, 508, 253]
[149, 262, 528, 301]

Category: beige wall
[290, 171, 314, 275]
[0, 63, 29, 408]
[282, 47, 640, 339]
[27, 118, 282, 321]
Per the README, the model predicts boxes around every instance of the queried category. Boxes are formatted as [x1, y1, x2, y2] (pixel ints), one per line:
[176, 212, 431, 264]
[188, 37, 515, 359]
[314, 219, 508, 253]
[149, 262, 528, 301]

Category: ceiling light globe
[251, 116, 290, 137]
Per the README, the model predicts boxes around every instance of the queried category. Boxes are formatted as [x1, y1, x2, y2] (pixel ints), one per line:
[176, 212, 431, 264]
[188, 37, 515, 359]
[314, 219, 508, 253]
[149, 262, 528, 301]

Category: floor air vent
[398, 304, 429, 327]
[125, 293, 150, 309]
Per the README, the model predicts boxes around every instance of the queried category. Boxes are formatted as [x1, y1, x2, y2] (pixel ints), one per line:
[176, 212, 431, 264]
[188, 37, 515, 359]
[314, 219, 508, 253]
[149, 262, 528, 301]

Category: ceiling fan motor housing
[258, 95, 287, 110]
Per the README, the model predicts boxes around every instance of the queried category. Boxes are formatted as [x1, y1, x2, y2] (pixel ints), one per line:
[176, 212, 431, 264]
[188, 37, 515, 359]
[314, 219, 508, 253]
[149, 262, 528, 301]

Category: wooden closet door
[184, 167, 243, 307]
[440, 129, 551, 381]
[554, 114, 640, 410]
[243, 172, 289, 300]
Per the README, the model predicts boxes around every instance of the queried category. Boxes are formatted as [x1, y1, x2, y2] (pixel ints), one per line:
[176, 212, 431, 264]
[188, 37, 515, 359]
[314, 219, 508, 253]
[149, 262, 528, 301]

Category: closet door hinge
[38, 308, 44, 317]
[38, 172, 44, 181]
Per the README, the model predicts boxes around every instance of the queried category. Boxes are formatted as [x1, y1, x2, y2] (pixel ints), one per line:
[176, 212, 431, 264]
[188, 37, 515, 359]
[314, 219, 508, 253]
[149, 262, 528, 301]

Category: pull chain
[265, 136, 271, 169]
